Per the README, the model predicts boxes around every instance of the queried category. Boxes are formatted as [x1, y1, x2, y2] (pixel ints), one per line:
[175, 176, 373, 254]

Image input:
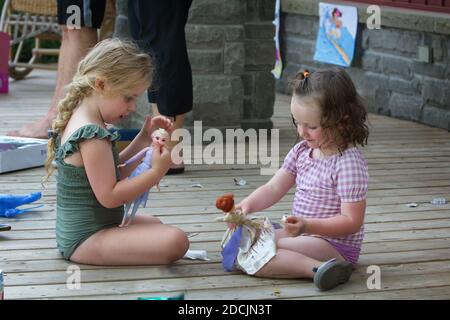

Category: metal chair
[0, 0, 61, 80]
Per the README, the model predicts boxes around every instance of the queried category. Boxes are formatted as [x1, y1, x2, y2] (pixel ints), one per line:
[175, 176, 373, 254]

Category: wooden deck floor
[1, 70, 450, 300]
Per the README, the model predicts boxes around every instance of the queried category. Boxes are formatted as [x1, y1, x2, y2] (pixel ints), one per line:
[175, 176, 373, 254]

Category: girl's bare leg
[129, 214, 162, 225]
[254, 249, 320, 279]
[69, 214, 189, 265]
[254, 232, 345, 279]
[277, 234, 346, 262]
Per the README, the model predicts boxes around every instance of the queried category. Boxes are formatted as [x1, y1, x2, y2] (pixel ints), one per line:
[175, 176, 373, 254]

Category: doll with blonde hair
[45, 38, 189, 265]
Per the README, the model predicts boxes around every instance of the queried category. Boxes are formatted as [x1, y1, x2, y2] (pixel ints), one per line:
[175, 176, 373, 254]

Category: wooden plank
[64, 284, 450, 300]
[3, 236, 450, 264]
[3, 238, 450, 273]
[298, 286, 450, 300]
[3, 215, 450, 235]
[4, 251, 450, 290]
[3, 159, 450, 179]
[3, 227, 450, 251]
[1, 172, 450, 194]
[3, 210, 450, 238]
[3, 274, 296, 299]
[4, 258, 450, 299]
[2, 190, 448, 218]
[2, 203, 449, 233]
[2, 157, 450, 183]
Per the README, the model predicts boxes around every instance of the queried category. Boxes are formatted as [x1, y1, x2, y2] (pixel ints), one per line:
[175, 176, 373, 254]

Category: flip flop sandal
[313, 258, 353, 291]
[167, 164, 185, 175]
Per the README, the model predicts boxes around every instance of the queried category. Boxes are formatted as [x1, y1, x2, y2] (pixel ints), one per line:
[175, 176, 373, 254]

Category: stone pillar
[242, 0, 276, 130]
[186, 0, 246, 130]
[114, 0, 276, 132]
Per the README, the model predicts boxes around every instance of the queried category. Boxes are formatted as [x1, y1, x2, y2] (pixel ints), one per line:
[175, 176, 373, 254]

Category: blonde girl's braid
[43, 76, 94, 182]
[43, 38, 153, 183]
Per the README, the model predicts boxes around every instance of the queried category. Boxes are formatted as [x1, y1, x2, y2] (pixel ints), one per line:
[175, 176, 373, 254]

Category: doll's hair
[44, 38, 152, 181]
[290, 68, 369, 152]
[332, 8, 342, 17]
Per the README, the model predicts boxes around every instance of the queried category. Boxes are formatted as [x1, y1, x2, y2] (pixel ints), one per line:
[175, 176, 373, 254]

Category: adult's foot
[6, 117, 52, 139]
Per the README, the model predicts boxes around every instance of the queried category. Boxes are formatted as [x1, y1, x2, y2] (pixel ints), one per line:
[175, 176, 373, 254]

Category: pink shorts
[327, 239, 361, 266]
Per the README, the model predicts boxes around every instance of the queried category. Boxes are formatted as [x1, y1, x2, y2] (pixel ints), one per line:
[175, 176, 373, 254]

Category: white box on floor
[0, 136, 48, 173]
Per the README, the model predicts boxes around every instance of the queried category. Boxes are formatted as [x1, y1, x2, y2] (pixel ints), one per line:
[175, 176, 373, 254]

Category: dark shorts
[57, 0, 106, 29]
[128, 0, 193, 117]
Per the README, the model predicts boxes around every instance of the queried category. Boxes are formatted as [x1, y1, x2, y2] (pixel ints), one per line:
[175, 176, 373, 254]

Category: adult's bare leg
[7, 26, 98, 138]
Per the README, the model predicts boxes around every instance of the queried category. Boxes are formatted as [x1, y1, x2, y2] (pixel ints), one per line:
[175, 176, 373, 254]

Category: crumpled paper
[217, 212, 276, 275]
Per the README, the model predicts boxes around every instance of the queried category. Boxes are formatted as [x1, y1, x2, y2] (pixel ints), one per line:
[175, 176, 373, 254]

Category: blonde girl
[45, 38, 189, 265]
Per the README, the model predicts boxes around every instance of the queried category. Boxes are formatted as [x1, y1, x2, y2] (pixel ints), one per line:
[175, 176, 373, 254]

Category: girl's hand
[228, 203, 247, 229]
[138, 115, 153, 144]
[234, 203, 248, 216]
[151, 144, 172, 175]
[150, 115, 174, 134]
[284, 215, 307, 237]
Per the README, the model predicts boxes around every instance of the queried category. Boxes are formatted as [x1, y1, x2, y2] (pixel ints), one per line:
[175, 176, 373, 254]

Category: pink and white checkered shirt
[281, 141, 369, 250]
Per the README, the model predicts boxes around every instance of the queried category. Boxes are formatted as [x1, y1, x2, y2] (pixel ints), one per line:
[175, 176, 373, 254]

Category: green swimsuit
[55, 124, 123, 260]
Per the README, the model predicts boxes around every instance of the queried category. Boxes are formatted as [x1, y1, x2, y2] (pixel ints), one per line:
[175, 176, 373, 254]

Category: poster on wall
[313, 3, 358, 67]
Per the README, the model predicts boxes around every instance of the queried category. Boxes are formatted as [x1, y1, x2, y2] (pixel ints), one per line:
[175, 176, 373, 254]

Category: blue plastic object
[0, 192, 42, 218]
[221, 226, 243, 272]
[137, 293, 185, 300]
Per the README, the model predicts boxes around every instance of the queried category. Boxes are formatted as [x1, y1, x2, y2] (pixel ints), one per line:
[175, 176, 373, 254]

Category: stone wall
[186, 0, 246, 129]
[277, 0, 450, 130]
[114, 0, 276, 131]
[242, 0, 277, 130]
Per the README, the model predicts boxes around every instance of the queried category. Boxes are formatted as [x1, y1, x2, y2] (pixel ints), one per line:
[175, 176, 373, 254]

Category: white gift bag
[220, 215, 276, 275]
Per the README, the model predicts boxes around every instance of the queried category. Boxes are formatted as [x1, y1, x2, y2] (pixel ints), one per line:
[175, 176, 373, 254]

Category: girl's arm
[118, 117, 153, 165]
[118, 147, 150, 179]
[237, 168, 295, 214]
[285, 200, 366, 237]
[80, 138, 171, 208]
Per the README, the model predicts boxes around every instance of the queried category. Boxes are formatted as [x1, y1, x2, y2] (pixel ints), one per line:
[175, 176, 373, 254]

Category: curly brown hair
[290, 68, 369, 152]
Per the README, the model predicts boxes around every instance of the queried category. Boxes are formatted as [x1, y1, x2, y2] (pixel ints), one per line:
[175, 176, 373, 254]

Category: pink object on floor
[0, 32, 10, 94]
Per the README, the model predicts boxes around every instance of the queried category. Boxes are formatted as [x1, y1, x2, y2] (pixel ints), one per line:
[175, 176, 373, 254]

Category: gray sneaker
[313, 258, 353, 291]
